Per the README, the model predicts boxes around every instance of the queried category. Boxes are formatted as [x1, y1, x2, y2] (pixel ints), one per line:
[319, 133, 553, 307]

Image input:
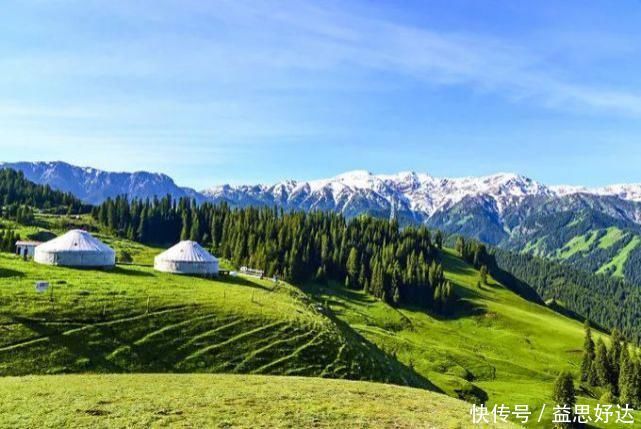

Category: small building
[15, 241, 42, 259]
[154, 240, 219, 276]
[34, 229, 116, 268]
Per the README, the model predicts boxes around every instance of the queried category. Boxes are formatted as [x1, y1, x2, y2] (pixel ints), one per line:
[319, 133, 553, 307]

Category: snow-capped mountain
[205, 170, 641, 246]
[204, 170, 554, 219]
[0, 161, 203, 205]
[551, 183, 641, 202]
[5, 161, 641, 240]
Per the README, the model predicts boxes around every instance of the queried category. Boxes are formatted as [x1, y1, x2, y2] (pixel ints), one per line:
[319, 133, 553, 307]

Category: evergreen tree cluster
[552, 371, 576, 429]
[3, 205, 35, 225]
[581, 322, 641, 406]
[0, 169, 85, 216]
[0, 229, 20, 253]
[453, 234, 641, 343]
[455, 236, 489, 275]
[93, 196, 457, 313]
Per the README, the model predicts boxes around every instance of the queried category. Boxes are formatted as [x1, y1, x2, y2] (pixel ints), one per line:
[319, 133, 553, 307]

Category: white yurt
[154, 240, 219, 275]
[34, 229, 116, 268]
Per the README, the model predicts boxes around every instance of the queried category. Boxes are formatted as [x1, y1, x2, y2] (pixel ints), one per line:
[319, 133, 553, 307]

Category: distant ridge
[0, 161, 204, 205]
[5, 161, 641, 284]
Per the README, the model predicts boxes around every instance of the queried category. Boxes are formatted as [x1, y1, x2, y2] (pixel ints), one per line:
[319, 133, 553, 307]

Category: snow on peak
[204, 169, 554, 217]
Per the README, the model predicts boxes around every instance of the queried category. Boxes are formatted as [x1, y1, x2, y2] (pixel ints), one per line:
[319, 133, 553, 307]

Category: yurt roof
[155, 240, 217, 263]
[36, 229, 115, 254]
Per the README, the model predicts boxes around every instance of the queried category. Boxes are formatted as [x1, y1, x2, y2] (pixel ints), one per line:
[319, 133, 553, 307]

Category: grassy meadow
[305, 249, 641, 428]
[1, 218, 640, 427]
[0, 250, 425, 387]
[0, 374, 516, 428]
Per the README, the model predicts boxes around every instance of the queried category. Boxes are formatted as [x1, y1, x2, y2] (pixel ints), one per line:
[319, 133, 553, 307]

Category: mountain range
[0, 161, 205, 205]
[4, 161, 641, 285]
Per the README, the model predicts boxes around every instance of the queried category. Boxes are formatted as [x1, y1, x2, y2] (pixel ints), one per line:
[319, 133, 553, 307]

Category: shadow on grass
[93, 323, 177, 372]
[215, 275, 275, 292]
[324, 308, 444, 393]
[0, 268, 25, 279]
[400, 296, 487, 322]
[11, 316, 125, 373]
[308, 280, 487, 322]
[546, 300, 608, 332]
[440, 249, 544, 305]
[110, 266, 155, 277]
[304, 281, 374, 306]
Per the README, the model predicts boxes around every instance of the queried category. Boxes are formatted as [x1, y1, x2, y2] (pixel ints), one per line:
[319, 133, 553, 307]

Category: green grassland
[305, 249, 641, 428]
[0, 253, 424, 388]
[0, 374, 515, 428]
[597, 236, 641, 277]
[556, 230, 599, 259]
[528, 225, 641, 282]
[598, 227, 626, 249]
[1, 225, 639, 427]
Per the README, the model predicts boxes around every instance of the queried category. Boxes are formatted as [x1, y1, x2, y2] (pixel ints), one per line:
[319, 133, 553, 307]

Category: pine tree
[632, 359, 641, 408]
[619, 344, 634, 406]
[552, 371, 576, 429]
[346, 247, 359, 288]
[479, 265, 488, 285]
[433, 284, 442, 313]
[455, 236, 465, 256]
[581, 321, 595, 383]
[434, 231, 443, 249]
[136, 207, 148, 242]
[392, 286, 401, 305]
[189, 212, 200, 241]
[610, 329, 623, 390]
[595, 338, 612, 389]
[180, 209, 190, 241]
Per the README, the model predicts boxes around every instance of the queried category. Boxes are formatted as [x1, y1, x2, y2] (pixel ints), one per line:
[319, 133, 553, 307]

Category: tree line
[581, 322, 641, 407]
[0, 169, 86, 217]
[92, 195, 457, 313]
[490, 246, 641, 344]
[0, 228, 20, 253]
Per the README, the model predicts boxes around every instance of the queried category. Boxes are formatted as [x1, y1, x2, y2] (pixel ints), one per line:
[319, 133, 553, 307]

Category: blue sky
[1, 1, 641, 189]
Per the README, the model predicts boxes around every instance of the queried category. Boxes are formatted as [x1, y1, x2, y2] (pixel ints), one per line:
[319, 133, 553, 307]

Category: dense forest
[0, 169, 86, 220]
[92, 196, 456, 313]
[488, 246, 641, 343]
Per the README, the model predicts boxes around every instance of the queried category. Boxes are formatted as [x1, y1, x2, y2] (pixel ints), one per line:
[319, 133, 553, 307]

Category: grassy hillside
[0, 374, 515, 428]
[2, 217, 640, 427]
[0, 251, 425, 388]
[517, 223, 641, 285]
[1, 214, 162, 265]
[305, 249, 641, 428]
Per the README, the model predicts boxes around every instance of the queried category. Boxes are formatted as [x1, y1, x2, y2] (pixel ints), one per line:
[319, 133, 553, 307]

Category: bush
[117, 250, 133, 264]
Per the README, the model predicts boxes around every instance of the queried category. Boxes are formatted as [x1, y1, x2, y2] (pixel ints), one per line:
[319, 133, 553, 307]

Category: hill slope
[305, 249, 640, 428]
[0, 252, 425, 388]
[0, 374, 515, 428]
